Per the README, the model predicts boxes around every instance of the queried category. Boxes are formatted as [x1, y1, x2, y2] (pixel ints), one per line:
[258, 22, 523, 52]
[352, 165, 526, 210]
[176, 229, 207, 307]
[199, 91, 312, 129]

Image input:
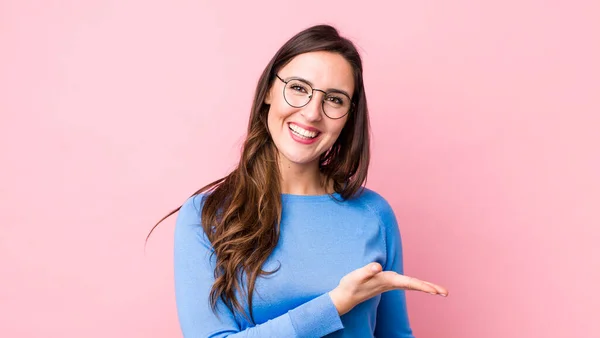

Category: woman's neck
[278, 159, 333, 196]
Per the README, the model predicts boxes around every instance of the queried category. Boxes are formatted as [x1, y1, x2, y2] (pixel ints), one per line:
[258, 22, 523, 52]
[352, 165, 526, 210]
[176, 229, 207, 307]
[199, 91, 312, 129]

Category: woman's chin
[279, 152, 321, 167]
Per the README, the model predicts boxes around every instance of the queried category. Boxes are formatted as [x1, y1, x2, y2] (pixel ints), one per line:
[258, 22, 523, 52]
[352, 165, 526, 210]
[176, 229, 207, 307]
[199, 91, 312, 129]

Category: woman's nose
[301, 92, 324, 122]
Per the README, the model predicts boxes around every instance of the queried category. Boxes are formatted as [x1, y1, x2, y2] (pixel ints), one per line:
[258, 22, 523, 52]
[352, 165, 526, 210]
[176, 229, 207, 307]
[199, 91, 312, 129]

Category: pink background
[1, 1, 599, 337]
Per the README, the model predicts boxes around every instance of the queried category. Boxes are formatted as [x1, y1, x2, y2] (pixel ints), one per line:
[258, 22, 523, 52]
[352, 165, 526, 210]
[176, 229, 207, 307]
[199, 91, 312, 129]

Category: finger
[369, 271, 434, 294]
[423, 281, 449, 297]
[370, 272, 449, 296]
[357, 262, 382, 282]
[394, 274, 438, 294]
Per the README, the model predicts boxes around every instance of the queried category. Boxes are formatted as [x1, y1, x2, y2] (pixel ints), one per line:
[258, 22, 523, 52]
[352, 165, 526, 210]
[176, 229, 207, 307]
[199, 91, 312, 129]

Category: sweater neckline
[280, 191, 342, 203]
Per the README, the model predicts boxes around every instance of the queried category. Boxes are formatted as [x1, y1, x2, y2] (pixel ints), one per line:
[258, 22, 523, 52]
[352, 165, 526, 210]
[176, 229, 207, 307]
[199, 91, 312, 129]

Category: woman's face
[265, 51, 355, 169]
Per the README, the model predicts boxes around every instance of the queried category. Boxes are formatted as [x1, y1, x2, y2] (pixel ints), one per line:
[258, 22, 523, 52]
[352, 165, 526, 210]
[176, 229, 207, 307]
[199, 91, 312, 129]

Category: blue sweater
[174, 188, 415, 337]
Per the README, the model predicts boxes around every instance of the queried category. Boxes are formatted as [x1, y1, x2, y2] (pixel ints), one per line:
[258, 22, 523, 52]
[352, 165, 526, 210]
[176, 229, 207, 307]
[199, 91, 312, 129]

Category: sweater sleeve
[373, 199, 416, 338]
[174, 195, 344, 338]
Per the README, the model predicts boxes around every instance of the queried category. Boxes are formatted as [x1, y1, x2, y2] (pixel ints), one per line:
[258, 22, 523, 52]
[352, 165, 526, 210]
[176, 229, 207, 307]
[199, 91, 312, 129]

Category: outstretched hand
[329, 262, 449, 316]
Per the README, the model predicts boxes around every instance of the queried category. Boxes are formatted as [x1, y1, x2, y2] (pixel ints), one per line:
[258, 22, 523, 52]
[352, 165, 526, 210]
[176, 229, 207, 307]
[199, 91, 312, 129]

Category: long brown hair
[147, 24, 371, 322]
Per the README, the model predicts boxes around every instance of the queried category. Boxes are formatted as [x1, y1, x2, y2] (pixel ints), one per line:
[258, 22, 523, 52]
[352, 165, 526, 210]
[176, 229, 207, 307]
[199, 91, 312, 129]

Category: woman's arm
[373, 200, 415, 338]
[174, 195, 344, 338]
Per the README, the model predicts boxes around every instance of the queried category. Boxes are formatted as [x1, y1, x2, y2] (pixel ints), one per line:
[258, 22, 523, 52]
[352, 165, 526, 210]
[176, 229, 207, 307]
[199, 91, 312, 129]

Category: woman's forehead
[279, 51, 355, 93]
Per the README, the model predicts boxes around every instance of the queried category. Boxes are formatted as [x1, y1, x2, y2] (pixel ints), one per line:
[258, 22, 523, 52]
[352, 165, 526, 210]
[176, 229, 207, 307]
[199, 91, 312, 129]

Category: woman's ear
[264, 89, 272, 104]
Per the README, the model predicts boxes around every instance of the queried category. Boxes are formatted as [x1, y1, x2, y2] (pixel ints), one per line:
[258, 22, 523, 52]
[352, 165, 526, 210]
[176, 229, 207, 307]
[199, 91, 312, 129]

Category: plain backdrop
[1, 1, 599, 337]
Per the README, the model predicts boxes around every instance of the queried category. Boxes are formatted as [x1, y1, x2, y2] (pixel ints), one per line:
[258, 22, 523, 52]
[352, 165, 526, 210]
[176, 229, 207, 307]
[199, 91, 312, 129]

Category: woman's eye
[327, 96, 344, 105]
[291, 85, 307, 93]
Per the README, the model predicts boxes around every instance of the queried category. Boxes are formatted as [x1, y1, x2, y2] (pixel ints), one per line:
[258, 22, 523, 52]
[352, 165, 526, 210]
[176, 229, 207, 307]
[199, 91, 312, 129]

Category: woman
[150, 24, 448, 337]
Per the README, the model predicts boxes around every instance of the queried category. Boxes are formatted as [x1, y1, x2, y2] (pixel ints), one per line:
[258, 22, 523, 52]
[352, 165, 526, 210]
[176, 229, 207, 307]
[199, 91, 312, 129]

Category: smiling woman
[147, 24, 448, 338]
[265, 51, 355, 186]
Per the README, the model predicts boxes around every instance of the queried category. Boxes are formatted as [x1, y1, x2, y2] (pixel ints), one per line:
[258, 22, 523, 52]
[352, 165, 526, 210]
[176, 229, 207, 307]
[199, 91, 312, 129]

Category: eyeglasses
[275, 74, 353, 119]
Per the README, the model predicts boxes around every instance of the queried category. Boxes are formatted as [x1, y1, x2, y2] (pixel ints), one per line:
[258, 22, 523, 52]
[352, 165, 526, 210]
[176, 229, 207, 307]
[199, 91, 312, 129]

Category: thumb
[358, 262, 382, 281]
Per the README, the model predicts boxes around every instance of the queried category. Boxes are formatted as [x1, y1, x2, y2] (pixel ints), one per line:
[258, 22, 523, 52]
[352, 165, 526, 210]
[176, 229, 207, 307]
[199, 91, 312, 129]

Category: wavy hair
[147, 24, 371, 323]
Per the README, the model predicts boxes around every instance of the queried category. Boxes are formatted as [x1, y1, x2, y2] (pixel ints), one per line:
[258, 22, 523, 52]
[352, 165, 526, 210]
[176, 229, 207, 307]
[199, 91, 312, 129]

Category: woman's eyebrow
[286, 75, 352, 98]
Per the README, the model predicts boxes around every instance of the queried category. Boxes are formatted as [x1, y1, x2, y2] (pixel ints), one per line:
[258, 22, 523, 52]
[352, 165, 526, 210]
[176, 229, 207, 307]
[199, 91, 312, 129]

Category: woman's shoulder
[175, 193, 209, 231]
[179, 193, 207, 216]
[347, 187, 398, 226]
[174, 193, 212, 246]
[351, 187, 394, 212]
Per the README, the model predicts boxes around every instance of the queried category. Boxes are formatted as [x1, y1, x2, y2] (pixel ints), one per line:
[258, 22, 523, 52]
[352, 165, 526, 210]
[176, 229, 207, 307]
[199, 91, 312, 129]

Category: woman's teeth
[289, 124, 319, 139]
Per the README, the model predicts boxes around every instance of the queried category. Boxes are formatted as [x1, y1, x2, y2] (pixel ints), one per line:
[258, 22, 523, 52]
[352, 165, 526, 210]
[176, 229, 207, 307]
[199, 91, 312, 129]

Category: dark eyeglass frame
[275, 74, 354, 120]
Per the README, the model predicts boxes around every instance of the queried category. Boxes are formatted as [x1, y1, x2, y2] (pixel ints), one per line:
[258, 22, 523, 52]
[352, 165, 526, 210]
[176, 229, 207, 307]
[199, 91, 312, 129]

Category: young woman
[150, 24, 448, 337]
